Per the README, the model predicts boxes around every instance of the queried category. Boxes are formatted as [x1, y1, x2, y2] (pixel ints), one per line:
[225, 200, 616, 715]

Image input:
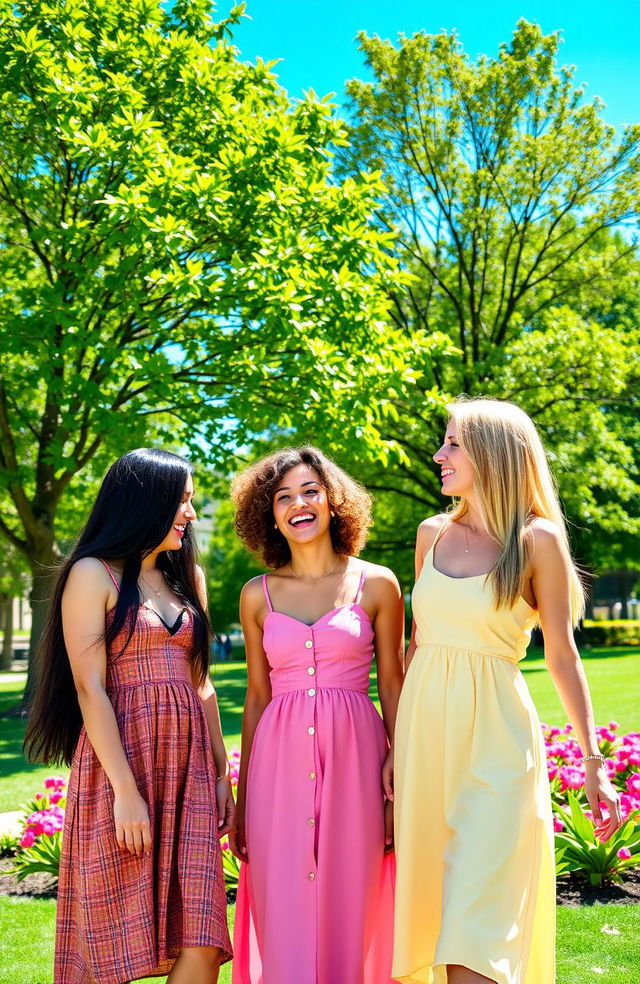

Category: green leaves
[339, 19, 640, 571]
[555, 793, 640, 887]
[0, 0, 416, 576]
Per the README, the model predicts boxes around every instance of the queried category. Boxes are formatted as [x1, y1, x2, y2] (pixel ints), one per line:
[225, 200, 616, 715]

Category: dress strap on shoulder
[261, 573, 274, 612]
[431, 517, 450, 550]
[99, 559, 121, 592]
[354, 563, 367, 605]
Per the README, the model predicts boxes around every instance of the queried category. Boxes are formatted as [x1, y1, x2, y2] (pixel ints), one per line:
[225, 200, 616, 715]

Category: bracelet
[581, 754, 606, 764]
[216, 775, 230, 783]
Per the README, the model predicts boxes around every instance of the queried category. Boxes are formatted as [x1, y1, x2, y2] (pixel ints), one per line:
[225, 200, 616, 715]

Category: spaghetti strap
[428, 517, 450, 555]
[354, 564, 367, 605]
[99, 559, 120, 592]
[262, 573, 274, 613]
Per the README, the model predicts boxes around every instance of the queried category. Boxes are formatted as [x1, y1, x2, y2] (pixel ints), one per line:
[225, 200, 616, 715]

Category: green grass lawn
[0, 897, 637, 984]
[1, 646, 638, 812]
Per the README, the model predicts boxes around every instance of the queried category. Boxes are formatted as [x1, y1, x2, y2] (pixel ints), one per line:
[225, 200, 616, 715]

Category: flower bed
[9, 734, 640, 890]
[543, 722, 640, 885]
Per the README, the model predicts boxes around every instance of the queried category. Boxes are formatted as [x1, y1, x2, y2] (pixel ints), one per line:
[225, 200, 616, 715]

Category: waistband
[414, 642, 524, 665]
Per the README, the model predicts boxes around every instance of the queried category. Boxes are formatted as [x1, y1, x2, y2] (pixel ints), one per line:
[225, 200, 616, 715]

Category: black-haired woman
[24, 449, 233, 984]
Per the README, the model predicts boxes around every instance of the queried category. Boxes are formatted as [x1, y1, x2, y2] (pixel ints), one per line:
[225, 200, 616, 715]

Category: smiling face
[433, 422, 476, 499]
[272, 464, 331, 546]
[155, 474, 197, 553]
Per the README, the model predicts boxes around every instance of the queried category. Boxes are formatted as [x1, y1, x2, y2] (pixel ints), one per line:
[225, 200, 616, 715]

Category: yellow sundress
[392, 523, 555, 984]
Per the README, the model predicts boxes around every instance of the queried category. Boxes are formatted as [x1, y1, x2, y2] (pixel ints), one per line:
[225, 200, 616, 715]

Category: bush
[582, 620, 640, 646]
[544, 722, 640, 884]
[9, 778, 66, 882]
[554, 793, 640, 886]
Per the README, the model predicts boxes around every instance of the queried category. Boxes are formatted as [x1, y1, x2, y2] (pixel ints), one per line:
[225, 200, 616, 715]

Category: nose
[433, 445, 447, 464]
[184, 501, 197, 521]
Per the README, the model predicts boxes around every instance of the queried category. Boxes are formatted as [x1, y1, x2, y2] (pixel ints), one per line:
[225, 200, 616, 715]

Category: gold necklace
[140, 572, 164, 597]
[290, 557, 342, 584]
[462, 523, 483, 554]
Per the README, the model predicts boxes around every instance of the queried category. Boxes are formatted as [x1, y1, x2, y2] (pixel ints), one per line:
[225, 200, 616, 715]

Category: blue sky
[229, 0, 640, 131]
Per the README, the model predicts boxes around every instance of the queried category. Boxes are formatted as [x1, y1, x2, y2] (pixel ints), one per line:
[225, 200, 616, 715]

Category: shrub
[10, 777, 66, 882]
[582, 620, 640, 646]
[554, 793, 640, 886]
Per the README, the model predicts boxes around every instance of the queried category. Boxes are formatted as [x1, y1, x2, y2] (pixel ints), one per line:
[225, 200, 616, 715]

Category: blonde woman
[387, 398, 621, 984]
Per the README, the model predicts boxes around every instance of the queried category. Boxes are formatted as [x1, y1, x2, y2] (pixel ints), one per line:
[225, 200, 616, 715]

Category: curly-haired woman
[229, 446, 404, 984]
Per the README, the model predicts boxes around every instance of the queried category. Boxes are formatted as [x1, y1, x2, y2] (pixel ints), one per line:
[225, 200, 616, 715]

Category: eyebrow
[274, 480, 320, 493]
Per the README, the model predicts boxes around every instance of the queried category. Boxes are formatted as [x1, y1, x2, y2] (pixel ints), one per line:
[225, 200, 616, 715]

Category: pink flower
[34, 792, 43, 800]
[220, 839, 230, 852]
[44, 777, 63, 790]
[558, 766, 584, 791]
[617, 848, 631, 860]
[49, 790, 63, 804]
[19, 831, 36, 849]
[41, 818, 58, 836]
[553, 816, 564, 832]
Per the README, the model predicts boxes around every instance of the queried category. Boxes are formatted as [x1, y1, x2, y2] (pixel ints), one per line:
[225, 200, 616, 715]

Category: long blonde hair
[447, 398, 585, 624]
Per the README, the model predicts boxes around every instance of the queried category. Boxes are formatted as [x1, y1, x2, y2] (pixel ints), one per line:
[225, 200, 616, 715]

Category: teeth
[441, 469, 454, 477]
[290, 514, 314, 525]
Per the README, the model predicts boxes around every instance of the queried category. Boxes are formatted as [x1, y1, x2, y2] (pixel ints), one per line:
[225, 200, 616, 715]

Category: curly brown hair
[231, 446, 373, 570]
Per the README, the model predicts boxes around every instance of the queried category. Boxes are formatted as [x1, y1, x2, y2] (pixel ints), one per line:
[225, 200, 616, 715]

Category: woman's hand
[585, 761, 622, 841]
[382, 748, 394, 802]
[114, 785, 152, 855]
[216, 777, 236, 838]
[229, 800, 248, 861]
[384, 799, 394, 853]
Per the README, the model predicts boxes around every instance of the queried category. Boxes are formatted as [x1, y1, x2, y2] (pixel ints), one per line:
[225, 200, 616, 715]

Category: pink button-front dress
[233, 565, 395, 983]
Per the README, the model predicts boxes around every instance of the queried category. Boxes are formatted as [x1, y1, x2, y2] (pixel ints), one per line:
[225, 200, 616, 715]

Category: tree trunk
[22, 545, 59, 709]
[0, 595, 13, 670]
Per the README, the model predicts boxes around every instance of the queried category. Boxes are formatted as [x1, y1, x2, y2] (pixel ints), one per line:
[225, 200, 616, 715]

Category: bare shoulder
[529, 518, 565, 552]
[240, 574, 266, 610]
[194, 564, 207, 606]
[64, 557, 113, 607]
[360, 560, 401, 599]
[417, 513, 448, 553]
[528, 518, 569, 572]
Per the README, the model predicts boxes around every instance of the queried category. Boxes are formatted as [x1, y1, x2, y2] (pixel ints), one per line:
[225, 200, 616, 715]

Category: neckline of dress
[265, 602, 371, 630]
[428, 548, 537, 614]
[106, 602, 188, 635]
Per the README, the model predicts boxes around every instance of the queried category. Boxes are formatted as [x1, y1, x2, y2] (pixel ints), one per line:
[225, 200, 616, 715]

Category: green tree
[340, 21, 640, 573]
[0, 0, 420, 678]
[204, 499, 263, 634]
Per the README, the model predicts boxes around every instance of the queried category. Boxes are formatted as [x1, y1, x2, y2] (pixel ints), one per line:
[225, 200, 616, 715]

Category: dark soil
[1, 856, 638, 907]
[556, 868, 640, 907]
[0, 856, 57, 898]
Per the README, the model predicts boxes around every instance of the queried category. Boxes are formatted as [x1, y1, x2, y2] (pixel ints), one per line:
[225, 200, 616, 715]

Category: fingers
[595, 795, 623, 842]
[382, 762, 394, 802]
[229, 827, 248, 862]
[119, 821, 152, 855]
[384, 799, 394, 853]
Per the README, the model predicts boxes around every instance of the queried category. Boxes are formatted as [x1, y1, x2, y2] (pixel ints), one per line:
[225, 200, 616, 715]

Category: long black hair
[24, 449, 211, 766]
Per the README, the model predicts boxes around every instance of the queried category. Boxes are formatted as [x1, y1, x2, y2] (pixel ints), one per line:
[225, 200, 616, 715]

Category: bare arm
[62, 558, 151, 856]
[194, 566, 234, 836]
[371, 567, 405, 742]
[384, 515, 445, 803]
[530, 521, 622, 839]
[404, 515, 444, 672]
[369, 566, 405, 848]
[229, 578, 273, 861]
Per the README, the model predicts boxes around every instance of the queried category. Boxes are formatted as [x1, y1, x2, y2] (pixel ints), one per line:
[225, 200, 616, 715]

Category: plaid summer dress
[54, 564, 232, 984]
